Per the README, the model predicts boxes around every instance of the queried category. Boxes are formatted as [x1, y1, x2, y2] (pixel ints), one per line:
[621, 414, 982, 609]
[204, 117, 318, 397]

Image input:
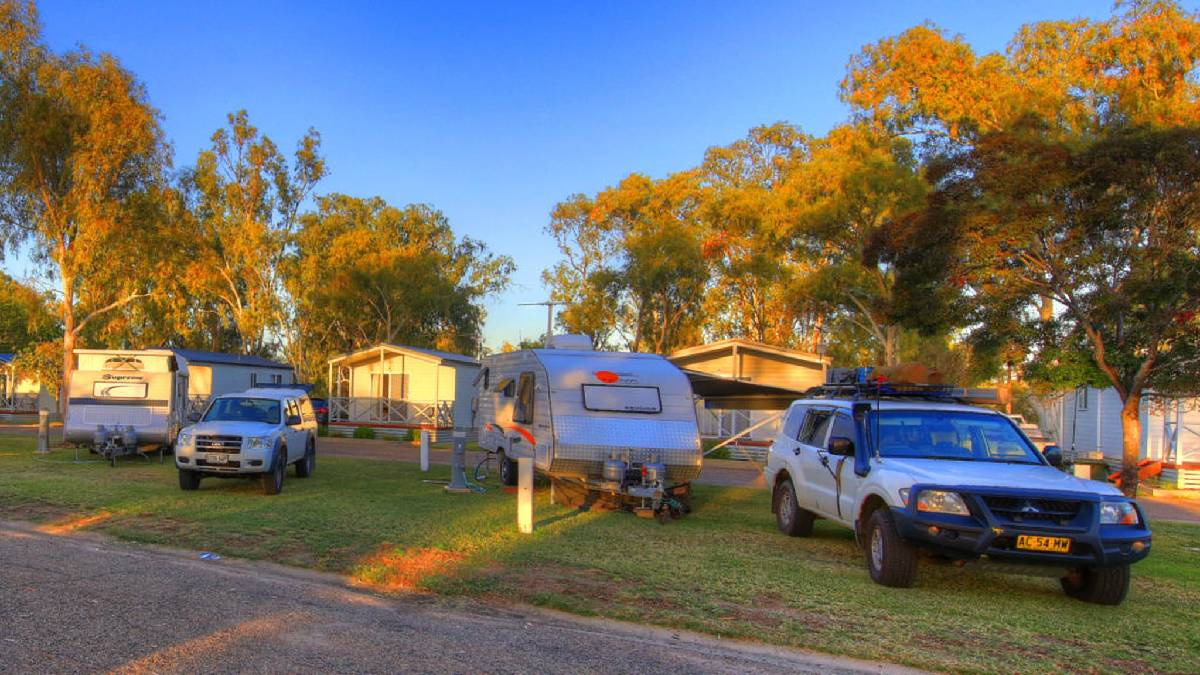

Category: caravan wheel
[499, 452, 518, 486]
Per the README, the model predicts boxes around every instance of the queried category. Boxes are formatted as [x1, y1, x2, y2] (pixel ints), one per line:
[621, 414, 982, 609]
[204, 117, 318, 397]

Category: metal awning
[682, 370, 807, 410]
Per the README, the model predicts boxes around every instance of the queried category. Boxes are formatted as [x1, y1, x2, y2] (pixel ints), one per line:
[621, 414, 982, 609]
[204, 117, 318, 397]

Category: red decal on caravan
[595, 370, 619, 384]
[505, 425, 536, 445]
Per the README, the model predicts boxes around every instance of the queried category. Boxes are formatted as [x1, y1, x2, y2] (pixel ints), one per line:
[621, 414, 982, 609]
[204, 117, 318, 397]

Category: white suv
[175, 388, 318, 495]
[765, 383, 1151, 605]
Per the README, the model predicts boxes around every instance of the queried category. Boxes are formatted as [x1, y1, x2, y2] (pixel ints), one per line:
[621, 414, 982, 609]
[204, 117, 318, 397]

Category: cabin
[669, 339, 829, 453]
[168, 349, 296, 414]
[1038, 386, 1200, 489]
[0, 353, 56, 415]
[325, 343, 480, 440]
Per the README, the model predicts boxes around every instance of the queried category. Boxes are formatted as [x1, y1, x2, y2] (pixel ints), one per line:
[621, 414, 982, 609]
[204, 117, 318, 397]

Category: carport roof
[171, 349, 292, 370]
[683, 369, 808, 411]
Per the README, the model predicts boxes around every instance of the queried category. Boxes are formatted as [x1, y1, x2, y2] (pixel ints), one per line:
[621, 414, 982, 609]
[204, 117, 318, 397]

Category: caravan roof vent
[545, 334, 593, 350]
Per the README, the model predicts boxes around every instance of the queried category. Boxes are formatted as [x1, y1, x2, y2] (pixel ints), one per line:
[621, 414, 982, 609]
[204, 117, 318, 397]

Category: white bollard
[518, 456, 533, 534]
[36, 409, 50, 454]
[419, 430, 430, 472]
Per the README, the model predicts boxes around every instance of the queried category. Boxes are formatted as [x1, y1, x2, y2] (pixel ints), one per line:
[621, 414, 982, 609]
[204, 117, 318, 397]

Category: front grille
[196, 435, 242, 452]
[982, 496, 1083, 525]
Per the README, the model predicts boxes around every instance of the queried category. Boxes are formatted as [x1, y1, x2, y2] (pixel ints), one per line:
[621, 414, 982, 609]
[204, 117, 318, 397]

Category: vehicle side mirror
[286, 414, 302, 426]
[187, 412, 201, 423]
[828, 436, 855, 457]
[1043, 445, 1063, 468]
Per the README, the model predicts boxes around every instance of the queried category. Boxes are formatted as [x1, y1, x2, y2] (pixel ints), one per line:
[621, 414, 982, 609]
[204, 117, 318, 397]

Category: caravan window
[92, 380, 148, 399]
[496, 377, 514, 397]
[513, 372, 535, 424]
[581, 385, 662, 414]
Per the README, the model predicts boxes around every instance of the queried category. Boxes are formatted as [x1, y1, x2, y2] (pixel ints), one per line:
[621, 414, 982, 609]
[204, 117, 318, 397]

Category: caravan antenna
[519, 300, 565, 343]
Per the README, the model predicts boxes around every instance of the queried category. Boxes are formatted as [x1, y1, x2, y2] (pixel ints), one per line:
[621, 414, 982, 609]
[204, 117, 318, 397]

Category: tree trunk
[883, 325, 898, 366]
[60, 273, 76, 422]
[1119, 392, 1142, 496]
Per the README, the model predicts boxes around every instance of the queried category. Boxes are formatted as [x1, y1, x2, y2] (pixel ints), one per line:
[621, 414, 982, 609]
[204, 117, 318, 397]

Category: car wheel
[295, 438, 315, 478]
[774, 479, 814, 537]
[864, 508, 918, 587]
[260, 448, 285, 495]
[1060, 564, 1130, 605]
[499, 451, 518, 486]
[178, 469, 201, 491]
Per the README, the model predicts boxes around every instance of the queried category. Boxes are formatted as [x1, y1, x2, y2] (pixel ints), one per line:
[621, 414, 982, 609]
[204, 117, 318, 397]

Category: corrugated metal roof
[170, 348, 292, 370]
[389, 344, 479, 365]
[329, 343, 478, 366]
[0, 353, 12, 364]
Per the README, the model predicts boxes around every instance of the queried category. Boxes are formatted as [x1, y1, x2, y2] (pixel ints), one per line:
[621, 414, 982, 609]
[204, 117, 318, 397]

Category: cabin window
[513, 372, 536, 424]
[252, 373, 283, 387]
[581, 385, 662, 414]
[103, 357, 143, 371]
[1075, 386, 1089, 411]
[372, 373, 408, 400]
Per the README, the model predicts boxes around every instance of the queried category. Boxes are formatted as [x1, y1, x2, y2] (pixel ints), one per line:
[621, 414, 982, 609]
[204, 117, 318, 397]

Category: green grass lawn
[1, 434, 1198, 673]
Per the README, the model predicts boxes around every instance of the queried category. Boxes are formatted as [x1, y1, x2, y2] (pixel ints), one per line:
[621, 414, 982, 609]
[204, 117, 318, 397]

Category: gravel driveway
[0, 520, 912, 674]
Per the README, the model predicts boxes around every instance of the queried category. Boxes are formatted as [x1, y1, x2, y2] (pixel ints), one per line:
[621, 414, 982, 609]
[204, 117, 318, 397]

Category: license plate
[1016, 535, 1071, 553]
[210, 453, 228, 465]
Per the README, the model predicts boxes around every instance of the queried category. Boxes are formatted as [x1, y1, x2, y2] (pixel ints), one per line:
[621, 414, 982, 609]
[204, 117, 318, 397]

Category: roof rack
[810, 366, 1007, 405]
[803, 382, 967, 402]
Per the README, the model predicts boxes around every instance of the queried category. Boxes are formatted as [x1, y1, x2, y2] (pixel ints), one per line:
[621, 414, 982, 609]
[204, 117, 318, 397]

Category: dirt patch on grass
[353, 546, 467, 591]
[0, 496, 76, 522]
[713, 595, 834, 631]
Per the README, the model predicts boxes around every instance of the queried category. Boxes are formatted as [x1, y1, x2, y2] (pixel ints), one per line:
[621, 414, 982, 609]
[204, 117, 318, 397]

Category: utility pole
[519, 300, 564, 344]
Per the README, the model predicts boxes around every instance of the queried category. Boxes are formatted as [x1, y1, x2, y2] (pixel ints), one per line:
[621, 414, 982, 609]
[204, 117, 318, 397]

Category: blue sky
[25, 0, 1110, 350]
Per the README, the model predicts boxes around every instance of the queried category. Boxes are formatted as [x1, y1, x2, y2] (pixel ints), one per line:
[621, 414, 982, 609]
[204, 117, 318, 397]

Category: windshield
[202, 397, 281, 424]
[869, 410, 1042, 464]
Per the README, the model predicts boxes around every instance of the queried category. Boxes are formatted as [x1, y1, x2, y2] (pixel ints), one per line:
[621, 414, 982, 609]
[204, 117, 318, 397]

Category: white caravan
[64, 349, 191, 463]
[476, 335, 701, 517]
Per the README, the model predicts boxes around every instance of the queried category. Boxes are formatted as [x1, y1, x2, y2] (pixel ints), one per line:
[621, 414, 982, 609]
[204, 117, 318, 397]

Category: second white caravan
[475, 335, 701, 517]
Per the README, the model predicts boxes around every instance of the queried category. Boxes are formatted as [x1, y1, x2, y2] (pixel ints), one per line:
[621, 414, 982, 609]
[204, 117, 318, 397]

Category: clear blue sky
[27, 0, 1110, 350]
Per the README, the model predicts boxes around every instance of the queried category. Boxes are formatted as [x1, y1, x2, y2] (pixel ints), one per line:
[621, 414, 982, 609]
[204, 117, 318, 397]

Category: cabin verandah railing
[328, 397, 455, 428]
[0, 394, 38, 413]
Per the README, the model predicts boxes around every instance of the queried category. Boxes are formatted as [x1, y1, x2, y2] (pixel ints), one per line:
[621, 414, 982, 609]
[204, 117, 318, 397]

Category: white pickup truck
[175, 388, 318, 495]
[765, 385, 1152, 605]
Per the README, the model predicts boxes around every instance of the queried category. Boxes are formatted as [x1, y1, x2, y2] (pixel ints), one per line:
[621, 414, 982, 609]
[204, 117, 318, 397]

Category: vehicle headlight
[1100, 501, 1140, 525]
[177, 431, 193, 447]
[916, 490, 970, 516]
[246, 436, 271, 450]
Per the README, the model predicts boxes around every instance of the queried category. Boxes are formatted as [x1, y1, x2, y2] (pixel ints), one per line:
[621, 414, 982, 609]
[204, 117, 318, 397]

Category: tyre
[1060, 564, 1130, 605]
[774, 479, 815, 537]
[260, 447, 285, 495]
[178, 469, 201, 491]
[295, 438, 315, 478]
[864, 508, 918, 587]
[499, 451, 518, 486]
